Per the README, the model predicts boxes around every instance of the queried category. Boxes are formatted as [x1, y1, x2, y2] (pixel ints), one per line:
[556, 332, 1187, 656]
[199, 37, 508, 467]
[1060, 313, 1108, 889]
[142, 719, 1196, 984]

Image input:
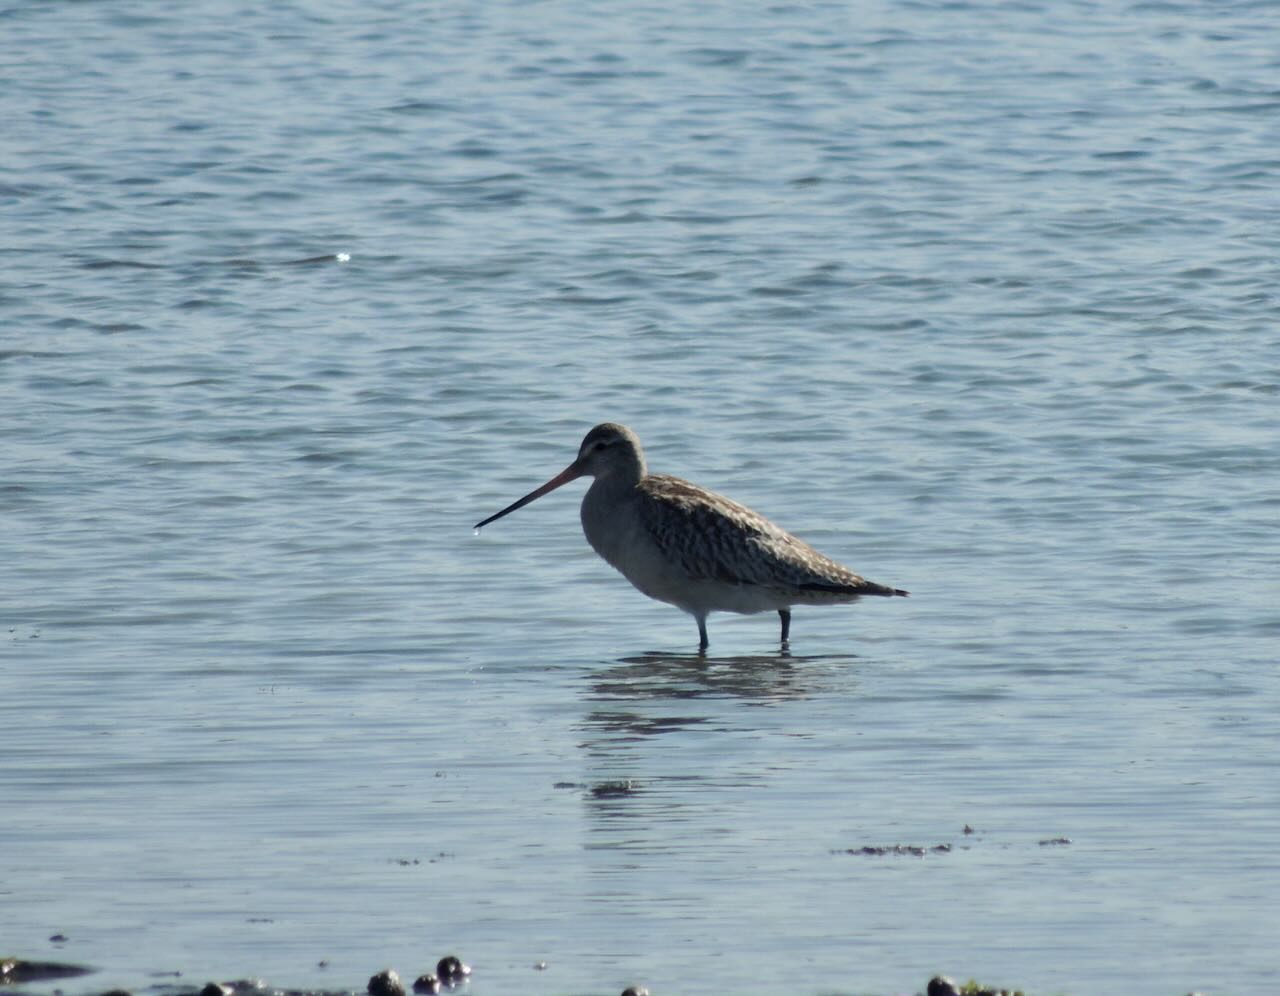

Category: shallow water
[3, 2, 1279, 994]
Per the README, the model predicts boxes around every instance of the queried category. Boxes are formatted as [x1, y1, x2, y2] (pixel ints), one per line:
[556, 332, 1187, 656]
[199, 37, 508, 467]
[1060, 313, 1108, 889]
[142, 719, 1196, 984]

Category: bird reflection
[575, 649, 859, 747]
[589, 648, 852, 705]
[572, 650, 863, 843]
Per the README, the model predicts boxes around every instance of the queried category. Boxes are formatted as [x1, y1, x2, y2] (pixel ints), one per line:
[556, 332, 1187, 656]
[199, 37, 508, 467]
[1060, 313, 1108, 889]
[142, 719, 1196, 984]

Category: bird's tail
[800, 580, 909, 597]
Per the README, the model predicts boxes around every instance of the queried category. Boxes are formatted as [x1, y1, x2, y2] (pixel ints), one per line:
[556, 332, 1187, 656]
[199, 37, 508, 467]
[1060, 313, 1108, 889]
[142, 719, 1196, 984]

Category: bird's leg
[696, 615, 709, 653]
[778, 609, 791, 644]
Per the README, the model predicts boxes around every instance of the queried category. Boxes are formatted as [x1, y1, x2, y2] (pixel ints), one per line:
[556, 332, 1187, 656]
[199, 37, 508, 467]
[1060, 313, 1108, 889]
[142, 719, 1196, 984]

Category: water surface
[3, 2, 1279, 994]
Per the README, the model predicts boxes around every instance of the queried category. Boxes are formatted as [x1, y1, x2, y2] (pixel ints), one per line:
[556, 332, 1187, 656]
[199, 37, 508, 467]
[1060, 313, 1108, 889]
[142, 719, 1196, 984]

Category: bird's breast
[579, 484, 690, 605]
[581, 485, 645, 572]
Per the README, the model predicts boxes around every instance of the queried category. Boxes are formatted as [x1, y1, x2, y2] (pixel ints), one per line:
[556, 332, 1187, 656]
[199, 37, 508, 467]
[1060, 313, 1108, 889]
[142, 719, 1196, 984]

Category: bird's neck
[589, 462, 644, 497]
[603, 447, 646, 488]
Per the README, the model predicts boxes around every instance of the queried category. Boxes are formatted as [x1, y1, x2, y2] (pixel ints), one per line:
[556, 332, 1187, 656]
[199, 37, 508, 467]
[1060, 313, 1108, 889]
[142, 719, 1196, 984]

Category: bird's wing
[636, 475, 899, 595]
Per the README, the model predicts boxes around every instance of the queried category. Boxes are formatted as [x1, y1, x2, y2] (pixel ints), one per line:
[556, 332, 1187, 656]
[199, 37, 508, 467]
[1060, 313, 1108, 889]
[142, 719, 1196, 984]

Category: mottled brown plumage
[475, 422, 908, 650]
[633, 473, 905, 597]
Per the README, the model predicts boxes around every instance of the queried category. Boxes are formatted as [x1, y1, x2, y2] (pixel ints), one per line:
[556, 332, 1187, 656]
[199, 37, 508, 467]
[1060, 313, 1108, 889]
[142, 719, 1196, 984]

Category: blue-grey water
[3, 2, 1278, 994]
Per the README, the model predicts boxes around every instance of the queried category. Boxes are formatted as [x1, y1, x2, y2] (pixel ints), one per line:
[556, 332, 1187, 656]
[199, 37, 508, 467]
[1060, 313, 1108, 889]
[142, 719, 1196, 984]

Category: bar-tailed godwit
[475, 422, 908, 650]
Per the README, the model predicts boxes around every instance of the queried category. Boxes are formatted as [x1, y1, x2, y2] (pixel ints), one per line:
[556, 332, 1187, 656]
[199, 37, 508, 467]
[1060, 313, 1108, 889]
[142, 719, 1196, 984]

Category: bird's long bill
[474, 461, 585, 530]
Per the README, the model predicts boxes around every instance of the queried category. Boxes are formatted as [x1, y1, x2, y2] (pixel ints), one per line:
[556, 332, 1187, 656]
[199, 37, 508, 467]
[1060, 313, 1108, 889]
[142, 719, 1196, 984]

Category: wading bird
[475, 422, 908, 650]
